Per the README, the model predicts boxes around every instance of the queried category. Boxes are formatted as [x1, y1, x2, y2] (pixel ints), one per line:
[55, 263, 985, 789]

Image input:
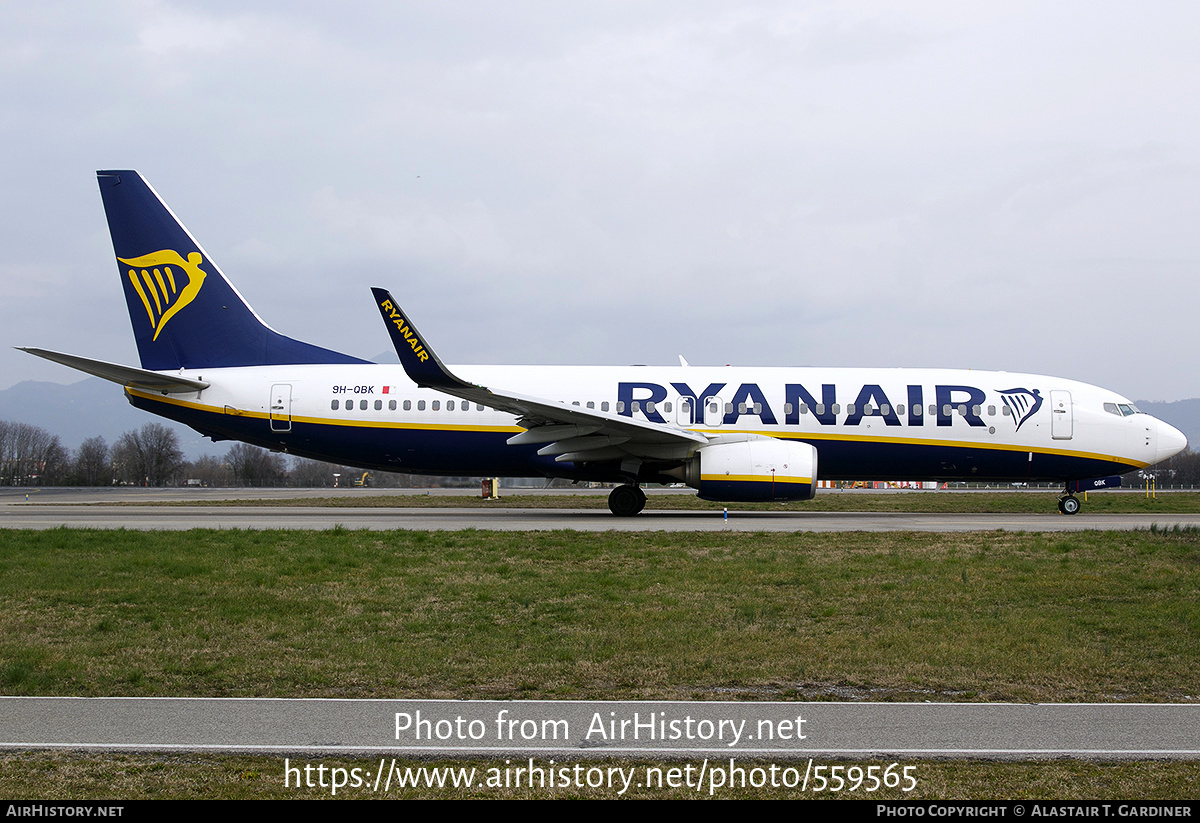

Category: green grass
[2, 527, 1198, 701]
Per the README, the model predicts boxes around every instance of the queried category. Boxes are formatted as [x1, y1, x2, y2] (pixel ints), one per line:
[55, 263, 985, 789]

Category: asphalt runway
[4, 698, 1198, 760]
[3, 497, 1199, 532]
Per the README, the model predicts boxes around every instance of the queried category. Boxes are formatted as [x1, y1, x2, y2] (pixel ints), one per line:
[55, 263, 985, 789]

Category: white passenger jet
[19, 171, 1188, 515]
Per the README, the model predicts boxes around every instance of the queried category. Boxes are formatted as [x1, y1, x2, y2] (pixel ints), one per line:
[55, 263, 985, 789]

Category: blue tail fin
[97, 170, 367, 370]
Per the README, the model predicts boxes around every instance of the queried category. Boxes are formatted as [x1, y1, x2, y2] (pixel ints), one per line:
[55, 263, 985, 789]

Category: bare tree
[112, 423, 184, 486]
[227, 443, 286, 486]
[182, 455, 233, 487]
[0, 420, 67, 485]
[73, 436, 111, 486]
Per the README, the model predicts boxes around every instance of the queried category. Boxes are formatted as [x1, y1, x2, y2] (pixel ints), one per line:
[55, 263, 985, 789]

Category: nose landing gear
[1057, 493, 1081, 515]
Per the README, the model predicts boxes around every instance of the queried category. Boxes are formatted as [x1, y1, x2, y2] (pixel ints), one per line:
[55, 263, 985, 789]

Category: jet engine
[666, 436, 818, 502]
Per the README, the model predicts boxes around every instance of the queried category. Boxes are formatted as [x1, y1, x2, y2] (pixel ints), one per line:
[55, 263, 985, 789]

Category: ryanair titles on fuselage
[615, 381, 1043, 430]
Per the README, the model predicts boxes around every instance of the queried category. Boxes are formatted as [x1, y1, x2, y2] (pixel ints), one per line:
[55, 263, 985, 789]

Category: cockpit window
[1105, 402, 1142, 417]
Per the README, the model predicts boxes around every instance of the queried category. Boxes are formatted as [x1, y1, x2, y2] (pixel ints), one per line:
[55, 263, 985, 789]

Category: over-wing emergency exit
[20, 171, 1188, 515]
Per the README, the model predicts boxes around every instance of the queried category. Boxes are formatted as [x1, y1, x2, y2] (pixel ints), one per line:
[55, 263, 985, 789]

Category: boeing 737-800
[19, 171, 1188, 515]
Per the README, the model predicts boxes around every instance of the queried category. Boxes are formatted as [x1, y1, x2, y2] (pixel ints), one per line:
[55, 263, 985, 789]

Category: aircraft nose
[1155, 418, 1188, 464]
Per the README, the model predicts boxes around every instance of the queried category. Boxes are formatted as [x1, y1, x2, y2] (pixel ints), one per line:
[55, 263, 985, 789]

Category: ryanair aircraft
[21, 171, 1188, 516]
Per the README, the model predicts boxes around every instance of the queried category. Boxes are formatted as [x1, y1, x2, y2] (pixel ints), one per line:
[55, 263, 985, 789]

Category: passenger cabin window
[374, 400, 382, 410]
[359, 399, 367, 411]
[404, 400, 412, 411]
[448, 401, 455, 411]
[331, 399, 339, 410]
[389, 400, 397, 411]
[601, 402, 610, 412]
[587, 401, 595, 409]
[432, 400, 440, 411]
[417, 400, 425, 411]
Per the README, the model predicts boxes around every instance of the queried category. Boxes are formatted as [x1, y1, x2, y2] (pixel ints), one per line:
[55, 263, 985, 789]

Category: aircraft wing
[17, 347, 210, 393]
[371, 288, 707, 465]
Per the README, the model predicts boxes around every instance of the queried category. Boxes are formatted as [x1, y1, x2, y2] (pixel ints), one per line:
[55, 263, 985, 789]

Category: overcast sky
[3, 1, 1198, 401]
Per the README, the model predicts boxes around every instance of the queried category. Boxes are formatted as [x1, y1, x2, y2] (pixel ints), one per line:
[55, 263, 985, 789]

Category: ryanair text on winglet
[379, 299, 430, 362]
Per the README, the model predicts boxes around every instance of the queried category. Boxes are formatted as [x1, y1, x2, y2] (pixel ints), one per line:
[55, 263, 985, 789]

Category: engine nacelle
[672, 437, 818, 503]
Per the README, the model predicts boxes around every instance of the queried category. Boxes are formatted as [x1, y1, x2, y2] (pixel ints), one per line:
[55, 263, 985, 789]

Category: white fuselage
[125, 363, 1184, 483]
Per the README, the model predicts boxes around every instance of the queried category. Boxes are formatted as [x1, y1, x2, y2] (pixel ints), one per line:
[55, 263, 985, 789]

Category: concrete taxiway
[3, 485, 1200, 531]
[3, 498, 1200, 532]
[4, 698, 1198, 759]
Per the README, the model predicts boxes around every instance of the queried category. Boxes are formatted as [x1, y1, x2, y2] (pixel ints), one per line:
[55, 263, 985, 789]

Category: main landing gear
[608, 484, 646, 517]
[1057, 493, 1081, 515]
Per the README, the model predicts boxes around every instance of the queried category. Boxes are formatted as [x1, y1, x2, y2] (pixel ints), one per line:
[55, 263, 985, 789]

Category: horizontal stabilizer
[16, 347, 210, 393]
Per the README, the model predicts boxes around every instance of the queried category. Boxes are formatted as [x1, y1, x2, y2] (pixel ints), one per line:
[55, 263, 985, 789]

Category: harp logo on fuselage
[998, 388, 1043, 432]
[119, 249, 207, 341]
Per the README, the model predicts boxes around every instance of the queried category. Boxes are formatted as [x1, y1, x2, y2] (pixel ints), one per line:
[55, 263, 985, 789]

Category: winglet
[371, 287, 472, 391]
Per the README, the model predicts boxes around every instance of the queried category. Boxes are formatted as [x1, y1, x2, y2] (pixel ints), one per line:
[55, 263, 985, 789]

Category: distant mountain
[0, 378, 227, 460]
[1134, 399, 1200, 453]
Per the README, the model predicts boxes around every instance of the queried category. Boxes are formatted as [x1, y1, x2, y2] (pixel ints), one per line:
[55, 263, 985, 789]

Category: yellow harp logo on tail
[118, 250, 207, 341]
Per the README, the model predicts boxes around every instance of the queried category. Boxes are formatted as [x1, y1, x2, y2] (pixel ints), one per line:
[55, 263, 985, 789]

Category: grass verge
[2, 527, 1197, 701]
